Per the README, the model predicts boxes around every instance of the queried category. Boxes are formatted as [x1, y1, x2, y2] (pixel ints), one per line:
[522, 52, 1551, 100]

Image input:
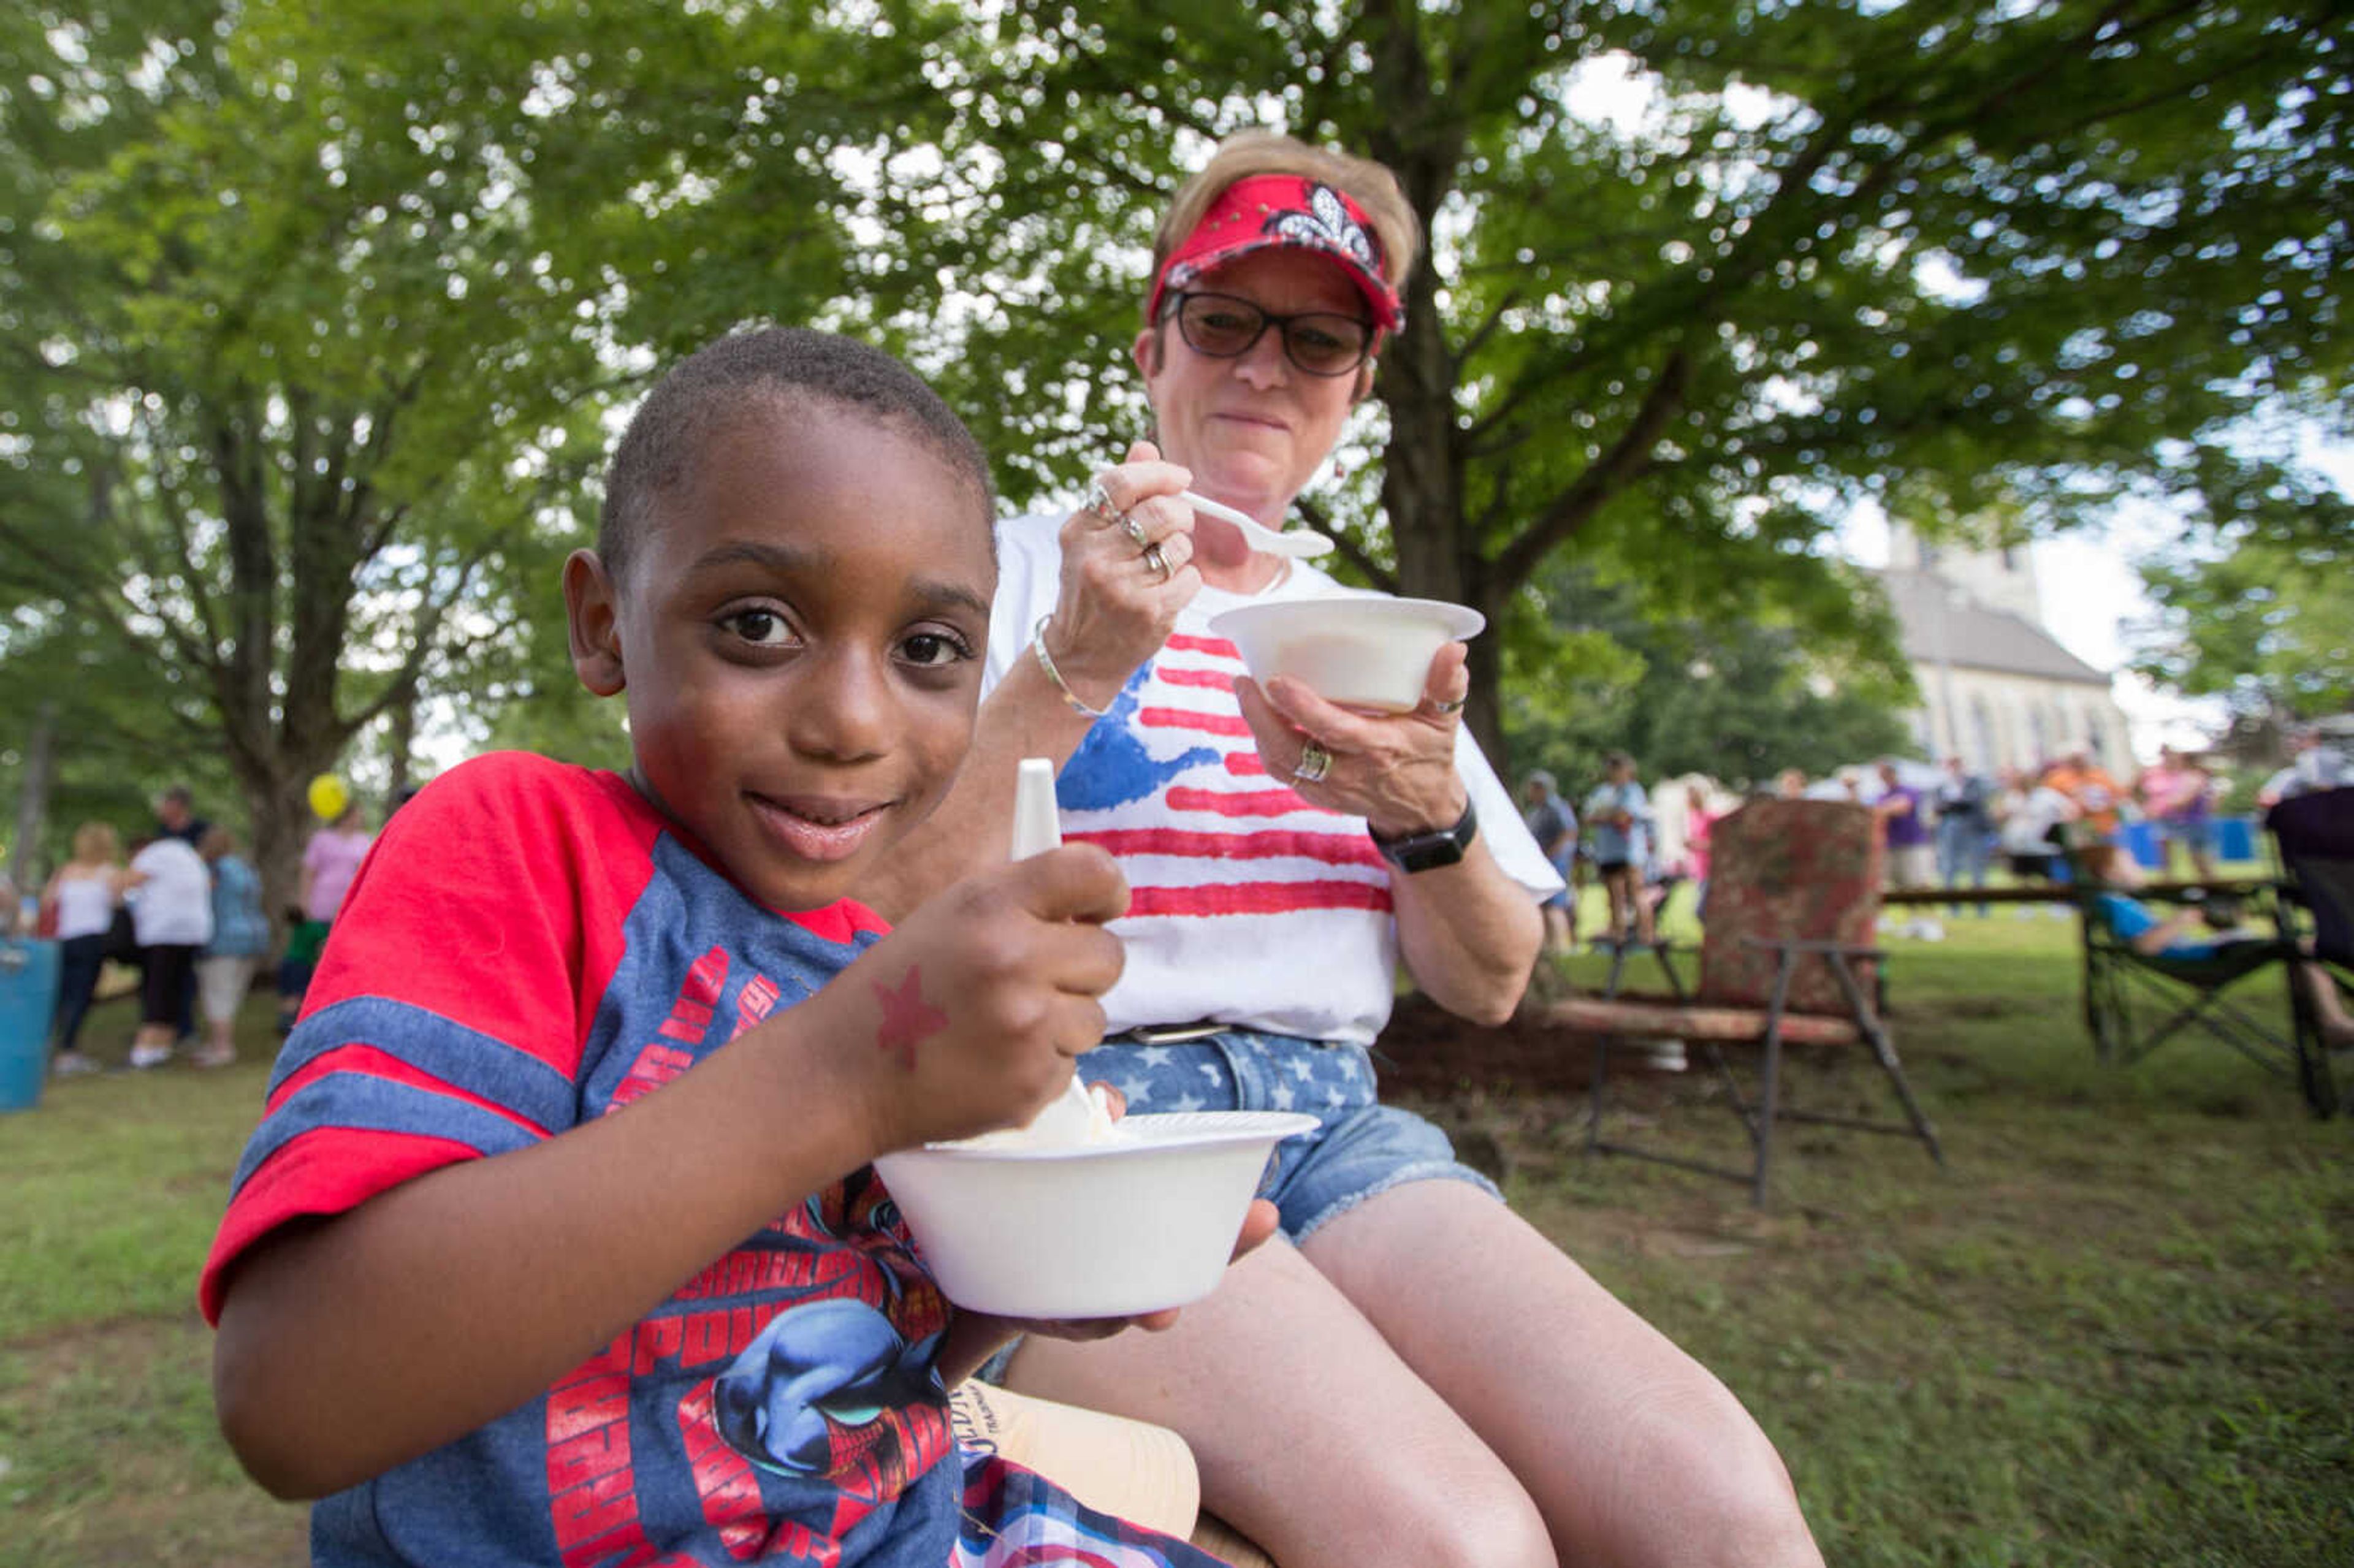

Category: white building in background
[1878, 524, 2134, 778]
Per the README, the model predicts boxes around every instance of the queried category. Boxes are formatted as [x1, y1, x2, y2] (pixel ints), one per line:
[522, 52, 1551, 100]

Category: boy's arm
[213, 975, 888, 1500]
[215, 848, 1132, 1501]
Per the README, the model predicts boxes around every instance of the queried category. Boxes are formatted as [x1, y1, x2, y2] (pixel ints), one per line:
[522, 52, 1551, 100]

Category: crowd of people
[31, 783, 375, 1076]
[1514, 725, 2352, 951]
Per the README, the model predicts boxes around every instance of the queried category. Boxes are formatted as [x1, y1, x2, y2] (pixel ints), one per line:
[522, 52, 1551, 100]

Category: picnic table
[1879, 877, 2277, 907]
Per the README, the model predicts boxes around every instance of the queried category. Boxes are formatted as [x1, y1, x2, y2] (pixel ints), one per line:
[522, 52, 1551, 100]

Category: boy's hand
[830, 843, 1129, 1155]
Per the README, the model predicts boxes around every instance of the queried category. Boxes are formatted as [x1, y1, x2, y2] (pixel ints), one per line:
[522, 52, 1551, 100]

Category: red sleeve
[200, 753, 662, 1322]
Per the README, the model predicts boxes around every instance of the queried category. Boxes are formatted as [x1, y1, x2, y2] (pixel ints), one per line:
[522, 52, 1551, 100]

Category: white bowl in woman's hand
[1211, 595, 1486, 714]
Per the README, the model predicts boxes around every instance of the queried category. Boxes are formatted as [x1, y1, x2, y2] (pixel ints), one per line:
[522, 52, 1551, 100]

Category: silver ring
[1082, 479, 1121, 524]
[1122, 514, 1149, 548]
[1143, 542, 1171, 581]
[1294, 740, 1333, 785]
[1430, 695, 1466, 716]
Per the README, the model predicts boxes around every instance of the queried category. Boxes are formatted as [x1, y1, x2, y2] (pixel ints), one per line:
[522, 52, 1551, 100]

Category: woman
[1585, 752, 1656, 945]
[278, 798, 371, 1031]
[42, 823, 124, 1078]
[2136, 745, 2215, 881]
[122, 831, 213, 1069]
[1685, 779, 1720, 920]
[872, 131, 1819, 1568]
[193, 826, 269, 1068]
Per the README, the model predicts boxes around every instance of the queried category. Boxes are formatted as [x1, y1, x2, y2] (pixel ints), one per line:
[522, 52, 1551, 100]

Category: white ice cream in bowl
[871, 759, 1316, 1318]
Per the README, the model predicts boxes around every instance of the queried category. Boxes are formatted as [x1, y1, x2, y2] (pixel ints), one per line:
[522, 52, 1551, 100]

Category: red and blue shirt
[201, 753, 1214, 1568]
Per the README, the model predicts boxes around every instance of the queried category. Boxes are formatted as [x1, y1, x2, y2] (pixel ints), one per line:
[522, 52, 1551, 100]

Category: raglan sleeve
[199, 753, 649, 1323]
[1452, 728, 1563, 900]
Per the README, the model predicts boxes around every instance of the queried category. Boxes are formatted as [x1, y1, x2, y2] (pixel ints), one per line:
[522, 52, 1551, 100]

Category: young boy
[203, 329, 1265, 1566]
[1583, 753, 1654, 945]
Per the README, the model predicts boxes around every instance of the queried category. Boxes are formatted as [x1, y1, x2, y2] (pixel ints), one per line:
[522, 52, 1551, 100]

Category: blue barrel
[2212, 816, 2257, 864]
[0, 939, 61, 1113]
[2120, 820, 2162, 869]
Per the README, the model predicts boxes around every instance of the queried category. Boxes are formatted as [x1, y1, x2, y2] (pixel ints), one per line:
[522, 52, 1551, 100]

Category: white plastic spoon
[1179, 490, 1335, 559]
[1010, 758, 1100, 1138]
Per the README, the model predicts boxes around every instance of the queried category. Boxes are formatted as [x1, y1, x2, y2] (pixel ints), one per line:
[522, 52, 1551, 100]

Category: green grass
[2, 918, 2347, 1566]
[0, 997, 308, 1567]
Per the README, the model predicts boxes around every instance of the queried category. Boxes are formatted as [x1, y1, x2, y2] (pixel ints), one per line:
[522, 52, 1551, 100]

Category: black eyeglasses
[1164, 291, 1374, 377]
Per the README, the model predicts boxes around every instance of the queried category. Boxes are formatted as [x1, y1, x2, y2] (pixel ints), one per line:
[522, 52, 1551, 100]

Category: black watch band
[1369, 798, 1478, 873]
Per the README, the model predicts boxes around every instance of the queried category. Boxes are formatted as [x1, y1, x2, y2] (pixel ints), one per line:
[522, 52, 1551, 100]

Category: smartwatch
[1369, 799, 1479, 874]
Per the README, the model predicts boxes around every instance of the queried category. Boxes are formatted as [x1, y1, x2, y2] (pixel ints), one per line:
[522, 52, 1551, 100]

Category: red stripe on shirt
[1126, 880, 1394, 917]
[1157, 666, 1235, 691]
[1167, 785, 1330, 818]
[1068, 828, 1386, 867]
[1139, 707, 1252, 737]
[200, 1127, 482, 1322]
[1165, 633, 1242, 660]
[1225, 753, 1268, 776]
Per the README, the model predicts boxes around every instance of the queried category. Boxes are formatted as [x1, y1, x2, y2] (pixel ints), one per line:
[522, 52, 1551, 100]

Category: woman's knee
[1622, 1397, 1819, 1567]
[1265, 1464, 1553, 1568]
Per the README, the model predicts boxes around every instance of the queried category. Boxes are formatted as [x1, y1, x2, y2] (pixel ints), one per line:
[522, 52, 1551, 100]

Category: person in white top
[122, 833, 213, 1070]
[42, 822, 125, 1078]
[868, 131, 1819, 1568]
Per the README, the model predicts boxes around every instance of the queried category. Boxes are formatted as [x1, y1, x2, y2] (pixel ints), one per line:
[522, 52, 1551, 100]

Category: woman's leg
[50, 935, 104, 1052]
[1006, 1236, 1555, 1568]
[1010, 1184, 1821, 1568]
[132, 947, 188, 1067]
[193, 956, 246, 1065]
[1305, 1181, 1823, 1568]
[1602, 868, 1632, 941]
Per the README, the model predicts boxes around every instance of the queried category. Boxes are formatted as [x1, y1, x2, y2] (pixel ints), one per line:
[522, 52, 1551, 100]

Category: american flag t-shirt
[986, 514, 1558, 1048]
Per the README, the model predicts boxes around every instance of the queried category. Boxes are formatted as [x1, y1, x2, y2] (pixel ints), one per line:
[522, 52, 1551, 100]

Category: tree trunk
[243, 764, 327, 945]
[386, 696, 416, 804]
[9, 701, 56, 900]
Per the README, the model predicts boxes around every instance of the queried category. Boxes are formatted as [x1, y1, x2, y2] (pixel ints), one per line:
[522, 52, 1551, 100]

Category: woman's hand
[1235, 641, 1472, 839]
[1038, 440, 1202, 710]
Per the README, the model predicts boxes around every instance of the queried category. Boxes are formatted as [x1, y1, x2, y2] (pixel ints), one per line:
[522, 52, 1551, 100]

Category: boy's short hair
[599, 328, 996, 584]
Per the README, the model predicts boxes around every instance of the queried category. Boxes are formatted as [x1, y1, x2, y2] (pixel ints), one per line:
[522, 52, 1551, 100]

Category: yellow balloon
[308, 774, 349, 821]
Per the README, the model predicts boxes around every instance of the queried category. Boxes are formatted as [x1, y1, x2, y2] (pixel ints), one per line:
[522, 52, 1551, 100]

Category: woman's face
[1133, 247, 1371, 536]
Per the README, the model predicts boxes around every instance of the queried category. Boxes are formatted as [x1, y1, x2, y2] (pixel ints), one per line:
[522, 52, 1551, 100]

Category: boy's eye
[723, 608, 798, 647]
[899, 629, 972, 669]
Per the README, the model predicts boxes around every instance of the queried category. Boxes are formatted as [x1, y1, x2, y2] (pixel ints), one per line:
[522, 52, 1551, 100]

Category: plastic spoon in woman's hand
[1179, 490, 1334, 559]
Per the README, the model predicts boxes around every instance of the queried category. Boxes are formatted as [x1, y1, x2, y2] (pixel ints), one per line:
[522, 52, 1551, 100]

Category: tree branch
[1500, 341, 1695, 586]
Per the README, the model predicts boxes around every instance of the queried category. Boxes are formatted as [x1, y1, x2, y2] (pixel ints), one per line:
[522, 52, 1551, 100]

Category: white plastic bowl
[1208, 595, 1486, 714]
[872, 1111, 1318, 1319]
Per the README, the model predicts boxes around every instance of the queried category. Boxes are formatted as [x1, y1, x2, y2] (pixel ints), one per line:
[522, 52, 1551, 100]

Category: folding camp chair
[2266, 786, 2352, 1117]
[1552, 799, 1944, 1206]
[2071, 840, 2326, 1114]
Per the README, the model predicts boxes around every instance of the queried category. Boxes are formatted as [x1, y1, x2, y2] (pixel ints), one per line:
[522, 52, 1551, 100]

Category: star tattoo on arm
[872, 966, 948, 1072]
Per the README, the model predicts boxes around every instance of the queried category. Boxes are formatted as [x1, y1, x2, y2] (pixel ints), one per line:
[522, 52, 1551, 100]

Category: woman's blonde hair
[72, 822, 119, 862]
[1150, 129, 1422, 318]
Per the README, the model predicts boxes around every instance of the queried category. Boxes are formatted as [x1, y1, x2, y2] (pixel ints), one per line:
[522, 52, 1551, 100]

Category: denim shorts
[1075, 1028, 1503, 1243]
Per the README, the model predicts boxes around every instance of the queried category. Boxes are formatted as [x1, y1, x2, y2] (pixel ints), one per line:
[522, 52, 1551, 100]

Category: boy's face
[566, 403, 995, 911]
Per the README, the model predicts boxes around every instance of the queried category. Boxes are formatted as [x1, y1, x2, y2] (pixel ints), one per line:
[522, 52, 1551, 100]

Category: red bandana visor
[1148, 174, 1403, 336]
